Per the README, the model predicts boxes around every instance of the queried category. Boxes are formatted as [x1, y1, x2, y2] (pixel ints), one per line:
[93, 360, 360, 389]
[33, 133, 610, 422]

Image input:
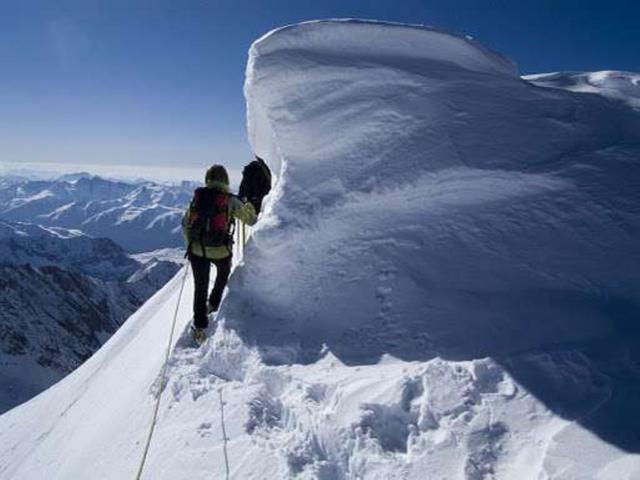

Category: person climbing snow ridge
[182, 164, 257, 344]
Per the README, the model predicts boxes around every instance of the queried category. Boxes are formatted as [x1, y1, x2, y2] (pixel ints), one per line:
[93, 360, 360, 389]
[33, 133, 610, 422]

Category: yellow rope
[133, 264, 189, 480]
[218, 388, 231, 479]
[134, 216, 249, 479]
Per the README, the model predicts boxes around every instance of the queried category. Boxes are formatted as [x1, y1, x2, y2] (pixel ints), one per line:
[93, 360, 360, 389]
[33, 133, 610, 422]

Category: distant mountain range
[0, 216, 183, 413]
[0, 174, 197, 252]
[0, 174, 196, 412]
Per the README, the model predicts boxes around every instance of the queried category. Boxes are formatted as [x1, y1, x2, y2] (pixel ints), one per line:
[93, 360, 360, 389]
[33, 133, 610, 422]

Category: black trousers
[190, 253, 232, 329]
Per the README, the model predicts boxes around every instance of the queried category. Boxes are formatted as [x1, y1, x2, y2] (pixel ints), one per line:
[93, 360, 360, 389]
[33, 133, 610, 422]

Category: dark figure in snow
[182, 165, 257, 343]
[239, 155, 272, 215]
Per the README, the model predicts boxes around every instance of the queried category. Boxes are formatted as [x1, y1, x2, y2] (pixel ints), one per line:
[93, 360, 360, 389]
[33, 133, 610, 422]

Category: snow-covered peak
[54, 171, 94, 183]
[524, 70, 640, 108]
[0, 175, 193, 252]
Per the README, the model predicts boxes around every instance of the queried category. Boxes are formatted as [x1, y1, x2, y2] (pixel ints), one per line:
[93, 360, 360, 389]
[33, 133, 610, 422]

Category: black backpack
[186, 187, 231, 249]
[239, 157, 272, 214]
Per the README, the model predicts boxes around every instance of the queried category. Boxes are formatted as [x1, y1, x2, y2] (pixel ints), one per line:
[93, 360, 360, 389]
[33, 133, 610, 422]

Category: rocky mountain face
[0, 220, 140, 279]
[0, 175, 196, 252]
[0, 220, 182, 413]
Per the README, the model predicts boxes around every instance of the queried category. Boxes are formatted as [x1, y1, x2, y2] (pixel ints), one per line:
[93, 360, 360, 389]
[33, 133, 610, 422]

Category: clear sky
[1, 0, 638, 181]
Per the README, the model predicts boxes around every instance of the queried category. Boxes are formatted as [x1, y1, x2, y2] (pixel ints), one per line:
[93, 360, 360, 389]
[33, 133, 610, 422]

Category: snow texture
[239, 19, 640, 363]
[0, 19, 639, 480]
[525, 70, 640, 109]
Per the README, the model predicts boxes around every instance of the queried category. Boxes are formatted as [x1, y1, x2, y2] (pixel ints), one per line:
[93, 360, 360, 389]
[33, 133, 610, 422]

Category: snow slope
[1, 19, 639, 480]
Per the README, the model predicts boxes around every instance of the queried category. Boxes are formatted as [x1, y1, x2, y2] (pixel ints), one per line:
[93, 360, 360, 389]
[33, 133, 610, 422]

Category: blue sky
[1, 0, 638, 181]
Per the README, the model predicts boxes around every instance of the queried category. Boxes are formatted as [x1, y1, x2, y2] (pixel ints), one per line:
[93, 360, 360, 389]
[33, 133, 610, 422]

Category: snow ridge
[525, 70, 640, 108]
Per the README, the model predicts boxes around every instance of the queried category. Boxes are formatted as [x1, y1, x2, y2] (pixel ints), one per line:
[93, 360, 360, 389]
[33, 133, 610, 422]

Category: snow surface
[241, 19, 640, 363]
[1, 19, 639, 480]
[525, 71, 640, 109]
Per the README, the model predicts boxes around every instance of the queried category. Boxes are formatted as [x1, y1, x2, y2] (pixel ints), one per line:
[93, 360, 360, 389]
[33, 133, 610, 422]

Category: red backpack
[187, 187, 231, 248]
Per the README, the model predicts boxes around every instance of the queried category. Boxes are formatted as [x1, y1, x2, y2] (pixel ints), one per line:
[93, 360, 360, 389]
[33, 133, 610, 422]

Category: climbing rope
[234, 219, 250, 260]
[241, 221, 247, 251]
[134, 263, 190, 480]
[218, 388, 231, 480]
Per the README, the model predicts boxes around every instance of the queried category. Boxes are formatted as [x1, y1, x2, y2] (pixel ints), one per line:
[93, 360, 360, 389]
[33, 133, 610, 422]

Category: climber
[239, 155, 272, 215]
[182, 164, 257, 344]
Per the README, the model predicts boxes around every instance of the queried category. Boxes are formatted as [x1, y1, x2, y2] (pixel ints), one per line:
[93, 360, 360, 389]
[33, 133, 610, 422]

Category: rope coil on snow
[134, 264, 190, 480]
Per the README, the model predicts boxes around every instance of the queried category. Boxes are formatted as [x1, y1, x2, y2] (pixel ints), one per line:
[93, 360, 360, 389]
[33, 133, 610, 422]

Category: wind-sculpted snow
[236, 19, 640, 364]
[525, 70, 640, 108]
[0, 20, 639, 480]
[237, 18, 640, 468]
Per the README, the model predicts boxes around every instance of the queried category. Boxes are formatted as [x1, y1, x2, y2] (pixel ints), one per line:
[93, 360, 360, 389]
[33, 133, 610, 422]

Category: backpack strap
[185, 194, 197, 258]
